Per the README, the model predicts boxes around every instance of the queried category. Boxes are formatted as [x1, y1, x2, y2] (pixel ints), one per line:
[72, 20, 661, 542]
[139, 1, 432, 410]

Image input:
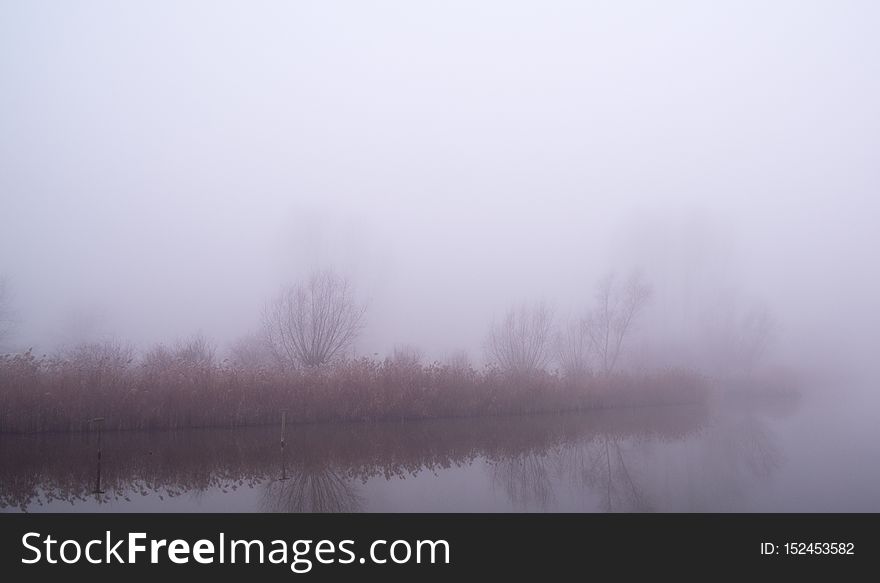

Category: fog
[1, 1, 879, 380]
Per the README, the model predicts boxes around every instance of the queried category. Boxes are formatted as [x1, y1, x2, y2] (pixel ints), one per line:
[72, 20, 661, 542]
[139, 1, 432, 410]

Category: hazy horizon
[2, 1, 879, 378]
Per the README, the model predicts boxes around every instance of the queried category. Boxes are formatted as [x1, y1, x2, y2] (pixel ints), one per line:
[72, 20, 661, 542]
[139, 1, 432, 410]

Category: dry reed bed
[0, 350, 708, 434]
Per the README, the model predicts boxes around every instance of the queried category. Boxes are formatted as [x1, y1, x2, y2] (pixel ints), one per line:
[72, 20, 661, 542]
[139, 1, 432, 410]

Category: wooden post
[280, 411, 286, 448]
[89, 417, 105, 495]
[279, 411, 288, 480]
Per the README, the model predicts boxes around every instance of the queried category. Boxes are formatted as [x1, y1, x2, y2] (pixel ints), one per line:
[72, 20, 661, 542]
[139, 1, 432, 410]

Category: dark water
[2, 387, 878, 512]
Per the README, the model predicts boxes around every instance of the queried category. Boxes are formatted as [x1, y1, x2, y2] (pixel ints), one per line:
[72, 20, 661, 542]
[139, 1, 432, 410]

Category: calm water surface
[2, 386, 877, 512]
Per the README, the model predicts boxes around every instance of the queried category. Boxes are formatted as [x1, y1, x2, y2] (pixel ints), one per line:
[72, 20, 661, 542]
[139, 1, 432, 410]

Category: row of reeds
[0, 348, 709, 433]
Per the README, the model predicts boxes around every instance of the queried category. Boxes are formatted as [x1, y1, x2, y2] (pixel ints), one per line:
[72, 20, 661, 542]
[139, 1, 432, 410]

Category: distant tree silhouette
[486, 302, 554, 375]
[700, 298, 775, 376]
[555, 319, 592, 381]
[228, 332, 276, 370]
[0, 277, 15, 348]
[390, 343, 423, 367]
[263, 270, 366, 368]
[585, 273, 652, 375]
[173, 333, 215, 368]
[64, 340, 134, 387]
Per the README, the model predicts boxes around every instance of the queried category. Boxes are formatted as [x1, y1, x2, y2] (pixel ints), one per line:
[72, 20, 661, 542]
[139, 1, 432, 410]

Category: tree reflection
[261, 464, 361, 513]
[731, 416, 782, 479]
[0, 398, 801, 513]
[260, 444, 361, 513]
[490, 451, 555, 510]
[586, 437, 652, 512]
[551, 435, 653, 512]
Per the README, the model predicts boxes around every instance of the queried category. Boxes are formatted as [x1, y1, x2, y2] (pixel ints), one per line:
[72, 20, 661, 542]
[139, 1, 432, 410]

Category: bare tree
[445, 349, 472, 372]
[65, 340, 134, 370]
[555, 319, 592, 381]
[585, 273, 652, 375]
[263, 270, 366, 369]
[59, 305, 109, 346]
[486, 302, 554, 375]
[173, 333, 215, 368]
[64, 340, 134, 387]
[228, 332, 276, 369]
[390, 343, 423, 367]
[141, 343, 174, 371]
[735, 306, 774, 373]
[700, 298, 774, 376]
[0, 277, 16, 347]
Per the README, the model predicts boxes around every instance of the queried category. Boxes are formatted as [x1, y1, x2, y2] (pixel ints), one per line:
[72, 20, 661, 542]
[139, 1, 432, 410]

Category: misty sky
[1, 1, 878, 368]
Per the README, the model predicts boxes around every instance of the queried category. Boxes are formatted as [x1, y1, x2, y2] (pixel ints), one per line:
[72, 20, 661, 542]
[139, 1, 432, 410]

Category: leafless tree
[263, 270, 366, 369]
[228, 332, 276, 369]
[390, 343, 423, 367]
[141, 343, 174, 371]
[701, 299, 774, 375]
[555, 319, 592, 381]
[64, 340, 134, 387]
[585, 273, 652, 375]
[733, 306, 774, 373]
[59, 305, 109, 346]
[486, 302, 554, 375]
[445, 349, 472, 372]
[0, 277, 17, 347]
[173, 333, 215, 368]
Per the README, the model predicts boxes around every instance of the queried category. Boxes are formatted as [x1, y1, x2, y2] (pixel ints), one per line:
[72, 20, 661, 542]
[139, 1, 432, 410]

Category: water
[2, 386, 878, 512]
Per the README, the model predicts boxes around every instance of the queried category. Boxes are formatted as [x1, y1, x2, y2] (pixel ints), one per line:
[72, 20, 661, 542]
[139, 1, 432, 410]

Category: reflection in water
[262, 466, 361, 513]
[728, 416, 783, 480]
[261, 445, 362, 512]
[575, 437, 653, 512]
[490, 452, 555, 510]
[490, 436, 654, 512]
[0, 392, 801, 512]
[675, 407, 785, 512]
